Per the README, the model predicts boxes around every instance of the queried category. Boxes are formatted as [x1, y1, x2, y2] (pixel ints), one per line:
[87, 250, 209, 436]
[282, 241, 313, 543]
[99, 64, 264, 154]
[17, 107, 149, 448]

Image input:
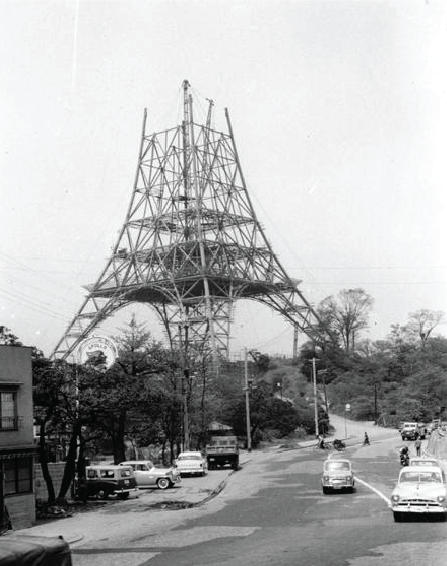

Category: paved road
[16, 423, 447, 565]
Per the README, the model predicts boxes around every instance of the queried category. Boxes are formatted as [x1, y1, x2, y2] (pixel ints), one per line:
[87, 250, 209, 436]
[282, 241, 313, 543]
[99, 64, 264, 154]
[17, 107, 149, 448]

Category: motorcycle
[399, 449, 409, 466]
[333, 439, 346, 451]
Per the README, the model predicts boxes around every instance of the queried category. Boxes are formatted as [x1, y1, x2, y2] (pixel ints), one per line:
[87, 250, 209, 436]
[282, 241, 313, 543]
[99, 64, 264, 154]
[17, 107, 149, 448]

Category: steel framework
[52, 81, 320, 364]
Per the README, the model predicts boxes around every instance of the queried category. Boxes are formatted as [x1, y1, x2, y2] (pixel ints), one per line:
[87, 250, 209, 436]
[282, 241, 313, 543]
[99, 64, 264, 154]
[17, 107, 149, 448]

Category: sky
[1, 0, 446, 359]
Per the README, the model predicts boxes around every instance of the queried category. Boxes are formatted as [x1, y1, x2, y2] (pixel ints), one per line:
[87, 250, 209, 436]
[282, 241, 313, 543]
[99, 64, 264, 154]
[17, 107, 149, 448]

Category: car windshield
[400, 471, 442, 483]
[325, 462, 350, 471]
[178, 455, 202, 461]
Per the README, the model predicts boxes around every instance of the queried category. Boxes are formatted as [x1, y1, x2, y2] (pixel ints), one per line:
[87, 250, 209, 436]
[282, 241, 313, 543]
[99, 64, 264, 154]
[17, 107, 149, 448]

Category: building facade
[0, 345, 36, 530]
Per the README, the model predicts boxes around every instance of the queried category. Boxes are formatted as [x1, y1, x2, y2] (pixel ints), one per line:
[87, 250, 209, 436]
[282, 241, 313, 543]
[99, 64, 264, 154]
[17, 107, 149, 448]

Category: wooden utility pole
[312, 357, 319, 437]
[244, 349, 252, 452]
[178, 323, 190, 451]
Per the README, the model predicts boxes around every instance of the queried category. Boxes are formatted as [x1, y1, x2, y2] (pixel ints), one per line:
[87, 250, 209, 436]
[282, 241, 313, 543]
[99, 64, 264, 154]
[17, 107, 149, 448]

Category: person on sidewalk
[415, 437, 422, 456]
[363, 432, 370, 446]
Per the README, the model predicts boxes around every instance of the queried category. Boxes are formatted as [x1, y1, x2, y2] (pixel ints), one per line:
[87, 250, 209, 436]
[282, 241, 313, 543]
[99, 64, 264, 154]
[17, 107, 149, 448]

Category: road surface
[18, 422, 447, 565]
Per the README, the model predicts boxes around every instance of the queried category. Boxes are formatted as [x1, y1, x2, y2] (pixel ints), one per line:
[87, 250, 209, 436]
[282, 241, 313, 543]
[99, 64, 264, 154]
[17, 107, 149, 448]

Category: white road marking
[354, 476, 391, 506]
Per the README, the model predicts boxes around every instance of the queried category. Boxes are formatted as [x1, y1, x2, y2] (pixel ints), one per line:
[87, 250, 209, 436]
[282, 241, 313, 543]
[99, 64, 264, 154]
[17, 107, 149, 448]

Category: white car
[409, 457, 442, 469]
[391, 465, 447, 522]
[119, 460, 181, 490]
[321, 458, 355, 494]
[174, 451, 207, 476]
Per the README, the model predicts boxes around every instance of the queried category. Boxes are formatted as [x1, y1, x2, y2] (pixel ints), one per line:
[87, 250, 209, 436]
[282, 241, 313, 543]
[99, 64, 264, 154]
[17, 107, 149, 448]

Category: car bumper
[322, 479, 354, 489]
[391, 503, 447, 514]
[115, 487, 138, 494]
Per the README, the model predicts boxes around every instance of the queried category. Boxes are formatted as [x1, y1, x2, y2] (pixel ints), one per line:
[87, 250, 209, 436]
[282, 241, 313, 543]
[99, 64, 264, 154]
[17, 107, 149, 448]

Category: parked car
[0, 535, 72, 566]
[174, 451, 207, 476]
[78, 464, 137, 500]
[409, 457, 442, 469]
[390, 465, 447, 522]
[321, 458, 355, 494]
[120, 460, 181, 490]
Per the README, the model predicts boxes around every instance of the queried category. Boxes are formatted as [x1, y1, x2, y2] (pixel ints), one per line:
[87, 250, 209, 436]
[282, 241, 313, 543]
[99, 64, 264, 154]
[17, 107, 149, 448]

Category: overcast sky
[1, 0, 446, 358]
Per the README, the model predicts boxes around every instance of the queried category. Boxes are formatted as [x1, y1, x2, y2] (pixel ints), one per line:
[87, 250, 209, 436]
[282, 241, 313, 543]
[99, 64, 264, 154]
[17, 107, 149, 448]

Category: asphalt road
[61, 430, 447, 565]
[16, 423, 447, 566]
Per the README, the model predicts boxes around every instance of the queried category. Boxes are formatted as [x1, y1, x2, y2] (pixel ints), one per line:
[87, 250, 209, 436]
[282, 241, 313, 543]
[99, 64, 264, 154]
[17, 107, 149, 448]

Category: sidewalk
[12, 449, 262, 546]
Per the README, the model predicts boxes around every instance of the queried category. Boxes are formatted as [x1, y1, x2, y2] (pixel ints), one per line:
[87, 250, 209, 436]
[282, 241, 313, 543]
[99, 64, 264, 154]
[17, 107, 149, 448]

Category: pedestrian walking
[415, 437, 421, 456]
[363, 432, 370, 446]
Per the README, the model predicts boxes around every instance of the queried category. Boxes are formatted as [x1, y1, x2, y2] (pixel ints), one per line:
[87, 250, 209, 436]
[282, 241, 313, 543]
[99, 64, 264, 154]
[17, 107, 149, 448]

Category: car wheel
[322, 487, 329, 495]
[117, 492, 129, 500]
[393, 512, 402, 522]
[98, 489, 110, 500]
[157, 478, 170, 490]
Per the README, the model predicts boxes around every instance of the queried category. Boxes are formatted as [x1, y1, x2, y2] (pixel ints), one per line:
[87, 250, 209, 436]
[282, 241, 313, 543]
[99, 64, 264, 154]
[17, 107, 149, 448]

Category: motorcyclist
[399, 445, 409, 466]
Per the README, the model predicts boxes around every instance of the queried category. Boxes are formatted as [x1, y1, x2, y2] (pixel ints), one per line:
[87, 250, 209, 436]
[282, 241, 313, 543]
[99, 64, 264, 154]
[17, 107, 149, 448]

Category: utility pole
[178, 322, 190, 451]
[374, 382, 378, 424]
[244, 349, 252, 452]
[312, 357, 319, 438]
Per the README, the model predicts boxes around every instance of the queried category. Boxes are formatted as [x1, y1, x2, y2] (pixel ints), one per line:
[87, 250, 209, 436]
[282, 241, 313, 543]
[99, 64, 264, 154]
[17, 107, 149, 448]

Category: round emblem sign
[78, 336, 118, 368]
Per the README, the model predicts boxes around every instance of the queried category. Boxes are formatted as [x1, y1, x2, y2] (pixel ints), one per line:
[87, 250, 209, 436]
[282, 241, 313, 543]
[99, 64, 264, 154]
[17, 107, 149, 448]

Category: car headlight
[437, 496, 446, 502]
[323, 475, 330, 481]
[391, 495, 400, 502]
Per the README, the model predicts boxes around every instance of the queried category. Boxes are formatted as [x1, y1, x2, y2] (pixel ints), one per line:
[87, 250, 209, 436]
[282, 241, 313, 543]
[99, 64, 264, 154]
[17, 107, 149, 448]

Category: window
[99, 469, 115, 478]
[3, 457, 33, 495]
[0, 391, 17, 430]
[87, 469, 98, 479]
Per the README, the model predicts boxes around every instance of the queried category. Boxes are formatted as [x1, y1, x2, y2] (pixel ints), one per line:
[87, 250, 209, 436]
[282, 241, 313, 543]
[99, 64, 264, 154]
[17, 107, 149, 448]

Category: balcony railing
[0, 416, 22, 431]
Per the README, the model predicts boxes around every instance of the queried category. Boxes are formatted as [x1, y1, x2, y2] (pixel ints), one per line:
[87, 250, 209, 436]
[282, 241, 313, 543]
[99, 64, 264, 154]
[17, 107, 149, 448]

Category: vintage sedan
[174, 451, 207, 476]
[80, 464, 137, 499]
[391, 465, 447, 522]
[120, 460, 181, 490]
[321, 458, 355, 494]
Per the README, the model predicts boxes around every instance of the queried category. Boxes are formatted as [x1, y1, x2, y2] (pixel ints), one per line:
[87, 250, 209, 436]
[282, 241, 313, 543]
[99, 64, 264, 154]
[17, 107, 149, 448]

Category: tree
[0, 326, 22, 346]
[318, 288, 373, 352]
[407, 309, 445, 347]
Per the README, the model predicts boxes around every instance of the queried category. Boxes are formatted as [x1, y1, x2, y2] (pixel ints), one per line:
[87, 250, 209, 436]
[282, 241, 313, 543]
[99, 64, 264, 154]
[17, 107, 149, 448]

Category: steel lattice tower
[52, 81, 320, 365]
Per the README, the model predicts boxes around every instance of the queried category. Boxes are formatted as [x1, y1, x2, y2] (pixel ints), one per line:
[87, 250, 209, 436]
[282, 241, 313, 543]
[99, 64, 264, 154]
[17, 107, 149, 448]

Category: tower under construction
[52, 81, 320, 365]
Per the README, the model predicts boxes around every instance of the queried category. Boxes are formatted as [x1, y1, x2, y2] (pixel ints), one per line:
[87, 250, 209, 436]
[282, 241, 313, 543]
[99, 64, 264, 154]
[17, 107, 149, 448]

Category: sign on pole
[78, 335, 118, 368]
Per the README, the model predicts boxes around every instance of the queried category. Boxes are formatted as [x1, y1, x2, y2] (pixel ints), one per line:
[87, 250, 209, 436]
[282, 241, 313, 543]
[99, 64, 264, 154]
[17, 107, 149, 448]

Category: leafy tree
[407, 309, 445, 346]
[318, 288, 373, 352]
[0, 326, 22, 345]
